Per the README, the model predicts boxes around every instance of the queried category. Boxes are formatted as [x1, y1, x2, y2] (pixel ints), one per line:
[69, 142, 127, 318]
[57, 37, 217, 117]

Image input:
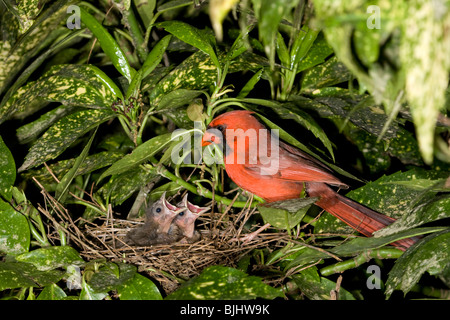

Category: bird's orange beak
[202, 130, 220, 147]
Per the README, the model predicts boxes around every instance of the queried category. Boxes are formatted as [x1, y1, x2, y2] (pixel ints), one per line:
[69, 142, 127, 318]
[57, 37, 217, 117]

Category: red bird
[201, 110, 415, 250]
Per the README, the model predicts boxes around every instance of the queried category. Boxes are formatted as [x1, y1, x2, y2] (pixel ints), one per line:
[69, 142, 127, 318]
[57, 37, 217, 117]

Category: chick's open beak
[161, 191, 184, 214]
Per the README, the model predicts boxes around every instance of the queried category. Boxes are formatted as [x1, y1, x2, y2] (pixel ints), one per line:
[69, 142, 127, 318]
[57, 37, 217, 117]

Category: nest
[34, 178, 290, 294]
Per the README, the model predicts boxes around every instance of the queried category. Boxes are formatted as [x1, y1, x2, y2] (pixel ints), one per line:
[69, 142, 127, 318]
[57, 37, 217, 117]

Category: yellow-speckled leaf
[117, 273, 163, 300]
[0, 199, 30, 255]
[14, 0, 41, 33]
[385, 229, 450, 298]
[19, 109, 116, 172]
[0, 3, 69, 95]
[16, 246, 85, 271]
[0, 136, 16, 201]
[400, 1, 450, 164]
[166, 265, 283, 300]
[149, 50, 267, 105]
[3, 64, 122, 122]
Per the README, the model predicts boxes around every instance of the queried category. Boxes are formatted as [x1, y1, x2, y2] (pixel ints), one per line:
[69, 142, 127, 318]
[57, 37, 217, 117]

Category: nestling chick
[170, 194, 209, 243]
[124, 192, 183, 246]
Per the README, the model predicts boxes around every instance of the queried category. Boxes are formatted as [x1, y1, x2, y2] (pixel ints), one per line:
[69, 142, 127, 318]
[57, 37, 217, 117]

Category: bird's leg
[232, 222, 271, 244]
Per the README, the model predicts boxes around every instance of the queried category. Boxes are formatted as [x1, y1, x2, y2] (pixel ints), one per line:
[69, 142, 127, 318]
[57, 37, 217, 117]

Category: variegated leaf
[19, 109, 116, 172]
[400, 0, 450, 164]
[2, 64, 121, 122]
[0, 4, 68, 95]
[0, 136, 16, 201]
[149, 50, 267, 105]
[15, 0, 42, 33]
[16, 105, 79, 144]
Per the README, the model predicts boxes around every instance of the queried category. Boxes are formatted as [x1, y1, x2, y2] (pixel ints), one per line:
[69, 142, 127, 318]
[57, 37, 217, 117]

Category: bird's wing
[243, 140, 346, 187]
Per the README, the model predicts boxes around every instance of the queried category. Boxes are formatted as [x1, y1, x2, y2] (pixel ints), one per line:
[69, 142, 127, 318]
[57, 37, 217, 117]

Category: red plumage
[202, 110, 415, 250]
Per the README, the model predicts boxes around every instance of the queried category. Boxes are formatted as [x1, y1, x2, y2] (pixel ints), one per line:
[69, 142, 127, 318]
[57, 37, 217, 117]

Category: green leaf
[55, 128, 97, 203]
[0, 28, 86, 124]
[271, 103, 335, 161]
[292, 267, 356, 300]
[374, 195, 450, 237]
[88, 262, 137, 293]
[258, 197, 316, 230]
[141, 35, 172, 79]
[295, 32, 333, 74]
[98, 167, 157, 206]
[134, 0, 156, 26]
[0, 1, 68, 96]
[79, 7, 136, 82]
[16, 105, 79, 144]
[252, 0, 300, 69]
[343, 124, 391, 174]
[0, 199, 30, 255]
[16, 246, 85, 271]
[22, 150, 123, 187]
[0, 261, 65, 290]
[149, 182, 183, 202]
[80, 280, 107, 300]
[316, 168, 449, 234]
[290, 26, 320, 71]
[332, 227, 445, 257]
[19, 109, 115, 172]
[286, 227, 444, 271]
[149, 50, 265, 105]
[126, 35, 173, 99]
[99, 132, 174, 180]
[156, 21, 220, 69]
[157, 89, 204, 110]
[157, 0, 193, 12]
[400, 1, 450, 164]
[276, 32, 290, 67]
[301, 56, 352, 92]
[348, 168, 448, 218]
[385, 229, 450, 298]
[118, 274, 163, 300]
[237, 68, 264, 98]
[0, 136, 16, 201]
[37, 283, 67, 300]
[166, 265, 283, 300]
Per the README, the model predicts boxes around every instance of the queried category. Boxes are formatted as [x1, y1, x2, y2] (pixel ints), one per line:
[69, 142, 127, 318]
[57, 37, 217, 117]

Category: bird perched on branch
[170, 194, 209, 243]
[124, 192, 183, 246]
[202, 110, 416, 250]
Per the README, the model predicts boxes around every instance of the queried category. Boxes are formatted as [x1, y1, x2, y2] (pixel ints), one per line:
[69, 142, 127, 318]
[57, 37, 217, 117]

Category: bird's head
[174, 194, 208, 237]
[151, 192, 184, 233]
[201, 110, 260, 147]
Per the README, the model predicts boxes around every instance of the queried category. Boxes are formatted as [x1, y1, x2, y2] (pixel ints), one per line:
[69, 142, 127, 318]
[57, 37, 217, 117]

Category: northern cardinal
[124, 192, 184, 246]
[202, 110, 416, 250]
[171, 194, 208, 243]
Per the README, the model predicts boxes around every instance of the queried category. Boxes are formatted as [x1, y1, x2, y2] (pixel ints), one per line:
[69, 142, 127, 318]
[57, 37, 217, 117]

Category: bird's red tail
[306, 183, 417, 251]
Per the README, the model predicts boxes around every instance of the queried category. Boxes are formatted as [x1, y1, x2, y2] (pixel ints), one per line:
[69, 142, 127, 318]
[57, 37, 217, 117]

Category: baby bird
[170, 194, 209, 243]
[124, 192, 183, 246]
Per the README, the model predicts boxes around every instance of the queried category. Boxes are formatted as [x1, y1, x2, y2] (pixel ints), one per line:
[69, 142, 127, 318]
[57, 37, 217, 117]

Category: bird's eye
[155, 207, 162, 213]
[216, 125, 224, 132]
[179, 211, 185, 216]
